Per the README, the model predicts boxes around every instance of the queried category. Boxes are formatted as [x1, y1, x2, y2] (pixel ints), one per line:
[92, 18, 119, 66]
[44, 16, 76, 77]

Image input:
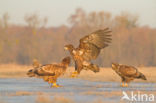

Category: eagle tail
[138, 72, 147, 80]
[84, 63, 100, 73]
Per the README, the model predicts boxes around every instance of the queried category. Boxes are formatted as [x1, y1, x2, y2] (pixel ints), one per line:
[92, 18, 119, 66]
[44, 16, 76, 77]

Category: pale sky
[0, 0, 156, 28]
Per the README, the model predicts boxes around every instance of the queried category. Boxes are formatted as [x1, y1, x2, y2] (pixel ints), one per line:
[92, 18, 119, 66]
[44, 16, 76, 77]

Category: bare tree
[0, 13, 10, 31]
[24, 13, 48, 35]
[24, 13, 40, 35]
[115, 12, 139, 29]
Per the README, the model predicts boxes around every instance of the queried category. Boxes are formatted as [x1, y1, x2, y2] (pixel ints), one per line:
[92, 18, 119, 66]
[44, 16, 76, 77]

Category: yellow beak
[64, 47, 68, 50]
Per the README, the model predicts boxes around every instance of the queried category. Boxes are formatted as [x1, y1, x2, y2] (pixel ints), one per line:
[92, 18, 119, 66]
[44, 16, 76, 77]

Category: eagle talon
[51, 83, 62, 88]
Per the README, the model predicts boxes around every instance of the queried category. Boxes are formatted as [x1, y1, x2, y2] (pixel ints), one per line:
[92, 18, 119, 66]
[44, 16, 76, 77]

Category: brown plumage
[30, 60, 50, 83]
[64, 28, 111, 77]
[112, 63, 147, 87]
[27, 56, 70, 88]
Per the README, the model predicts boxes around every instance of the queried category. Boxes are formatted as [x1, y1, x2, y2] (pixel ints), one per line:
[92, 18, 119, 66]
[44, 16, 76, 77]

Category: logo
[121, 91, 155, 102]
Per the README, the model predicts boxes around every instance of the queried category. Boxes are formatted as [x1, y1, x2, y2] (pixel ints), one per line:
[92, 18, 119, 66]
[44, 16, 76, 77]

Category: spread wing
[78, 28, 112, 61]
[119, 65, 138, 77]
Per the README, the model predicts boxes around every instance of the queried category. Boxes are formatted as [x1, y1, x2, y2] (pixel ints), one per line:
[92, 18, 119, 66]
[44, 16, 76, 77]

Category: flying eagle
[27, 56, 70, 88]
[112, 63, 147, 87]
[64, 28, 112, 77]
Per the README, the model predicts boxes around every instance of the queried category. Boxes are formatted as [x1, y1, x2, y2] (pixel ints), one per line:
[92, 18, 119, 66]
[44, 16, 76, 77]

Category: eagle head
[64, 44, 74, 51]
[112, 63, 119, 70]
[27, 69, 36, 77]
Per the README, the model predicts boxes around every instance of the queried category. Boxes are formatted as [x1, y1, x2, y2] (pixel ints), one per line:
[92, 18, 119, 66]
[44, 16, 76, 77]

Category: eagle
[64, 28, 112, 77]
[27, 56, 70, 88]
[112, 63, 147, 87]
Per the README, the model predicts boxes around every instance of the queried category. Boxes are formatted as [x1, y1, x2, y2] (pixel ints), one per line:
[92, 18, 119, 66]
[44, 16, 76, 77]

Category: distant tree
[114, 12, 138, 29]
[0, 13, 10, 31]
[24, 13, 48, 35]
[3, 13, 10, 30]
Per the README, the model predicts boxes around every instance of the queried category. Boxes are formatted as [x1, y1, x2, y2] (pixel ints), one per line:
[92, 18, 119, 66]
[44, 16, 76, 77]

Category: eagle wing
[119, 65, 138, 77]
[78, 28, 112, 61]
[36, 64, 64, 76]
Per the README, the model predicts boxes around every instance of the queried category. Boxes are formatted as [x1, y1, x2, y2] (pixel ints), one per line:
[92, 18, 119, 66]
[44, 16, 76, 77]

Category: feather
[79, 28, 112, 60]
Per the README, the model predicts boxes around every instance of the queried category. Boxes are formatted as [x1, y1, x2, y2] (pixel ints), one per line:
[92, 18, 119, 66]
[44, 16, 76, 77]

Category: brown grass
[0, 64, 156, 82]
[36, 95, 52, 103]
[4, 91, 43, 97]
[9, 91, 33, 96]
[0, 64, 30, 78]
[36, 95, 74, 103]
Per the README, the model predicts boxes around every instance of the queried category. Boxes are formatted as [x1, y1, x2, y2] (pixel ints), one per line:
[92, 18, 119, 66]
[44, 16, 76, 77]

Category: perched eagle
[27, 56, 70, 88]
[64, 28, 112, 77]
[112, 63, 147, 87]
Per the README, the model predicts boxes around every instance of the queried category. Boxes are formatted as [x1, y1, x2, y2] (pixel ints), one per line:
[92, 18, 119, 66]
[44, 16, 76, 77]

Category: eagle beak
[112, 64, 115, 68]
[64, 47, 68, 50]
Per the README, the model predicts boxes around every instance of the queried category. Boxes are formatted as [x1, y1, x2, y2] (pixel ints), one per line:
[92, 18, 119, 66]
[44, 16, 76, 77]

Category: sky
[0, 0, 156, 28]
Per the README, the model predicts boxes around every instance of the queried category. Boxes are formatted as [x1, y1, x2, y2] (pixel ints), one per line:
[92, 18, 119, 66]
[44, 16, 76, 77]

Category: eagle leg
[121, 82, 125, 87]
[124, 83, 128, 87]
[71, 71, 78, 78]
[121, 82, 128, 87]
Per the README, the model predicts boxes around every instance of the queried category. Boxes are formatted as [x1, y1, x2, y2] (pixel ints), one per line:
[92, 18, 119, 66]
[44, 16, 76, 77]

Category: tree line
[0, 8, 156, 67]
